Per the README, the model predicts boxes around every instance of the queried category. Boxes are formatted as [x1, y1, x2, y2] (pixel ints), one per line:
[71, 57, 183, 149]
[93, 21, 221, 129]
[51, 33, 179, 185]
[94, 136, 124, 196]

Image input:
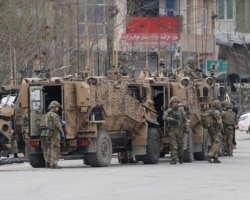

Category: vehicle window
[0, 95, 16, 107]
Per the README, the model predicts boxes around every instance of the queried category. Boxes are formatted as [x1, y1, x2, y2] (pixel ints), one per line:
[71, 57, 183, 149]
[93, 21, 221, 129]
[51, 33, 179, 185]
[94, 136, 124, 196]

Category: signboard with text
[206, 60, 228, 78]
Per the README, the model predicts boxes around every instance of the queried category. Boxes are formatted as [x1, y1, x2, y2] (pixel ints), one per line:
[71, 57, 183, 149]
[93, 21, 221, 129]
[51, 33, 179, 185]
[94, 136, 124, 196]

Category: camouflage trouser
[49, 132, 61, 167]
[41, 133, 60, 166]
[10, 139, 18, 154]
[119, 151, 133, 159]
[208, 126, 221, 158]
[41, 136, 50, 163]
[169, 127, 184, 160]
[224, 126, 234, 155]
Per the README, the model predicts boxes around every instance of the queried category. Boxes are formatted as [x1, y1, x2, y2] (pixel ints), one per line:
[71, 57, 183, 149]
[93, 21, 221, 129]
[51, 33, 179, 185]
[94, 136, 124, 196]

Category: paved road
[1, 130, 250, 200]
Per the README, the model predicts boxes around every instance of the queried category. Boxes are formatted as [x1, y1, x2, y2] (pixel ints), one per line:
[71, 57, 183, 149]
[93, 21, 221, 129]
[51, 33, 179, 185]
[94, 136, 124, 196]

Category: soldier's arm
[163, 109, 176, 121]
[214, 110, 223, 128]
[52, 113, 63, 133]
[180, 108, 188, 123]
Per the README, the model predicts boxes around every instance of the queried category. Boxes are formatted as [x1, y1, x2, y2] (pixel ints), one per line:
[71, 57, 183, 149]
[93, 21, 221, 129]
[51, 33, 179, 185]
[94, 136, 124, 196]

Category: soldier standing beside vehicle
[221, 102, 236, 156]
[206, 100, 223, 163]
[40, 101, 64, 169]
[163, 96, 187, 165]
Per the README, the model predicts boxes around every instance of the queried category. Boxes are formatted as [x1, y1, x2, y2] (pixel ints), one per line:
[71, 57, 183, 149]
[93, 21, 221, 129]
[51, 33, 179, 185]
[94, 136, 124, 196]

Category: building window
[127, 0, 159, 17]
[217, 0, 233, 20]
[166, 0, 175, 17]
[79, 0, 106, 35]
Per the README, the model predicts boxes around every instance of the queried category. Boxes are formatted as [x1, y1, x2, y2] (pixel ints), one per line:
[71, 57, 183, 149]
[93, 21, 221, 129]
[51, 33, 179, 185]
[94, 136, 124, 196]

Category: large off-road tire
[183, 131, 193, 163]
[142, 128, 160, 164]
[88, 131, 112, 167]
[193, 130, 208, 160]
[29, 154, 45, 168]
[83, 155, 90, 165]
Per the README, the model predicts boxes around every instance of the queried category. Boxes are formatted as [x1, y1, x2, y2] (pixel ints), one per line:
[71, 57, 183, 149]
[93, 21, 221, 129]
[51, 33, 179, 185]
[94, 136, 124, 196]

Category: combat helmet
[187, 57, 196, 68]
[226, 102, 233, 109]
[48, 100, 61, 109]
[170, 96, 179, 105]
[212, 100, 222, 109]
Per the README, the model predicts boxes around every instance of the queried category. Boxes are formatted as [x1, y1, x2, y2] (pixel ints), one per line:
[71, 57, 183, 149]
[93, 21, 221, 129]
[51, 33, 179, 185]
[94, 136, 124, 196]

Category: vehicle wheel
[88, 130, 112, 167]
[142, 128, 160, 164]
[118, 152, 129, 163]
[83, 154, 90, 165]
[183, 130, 193, 162]
[193, 130, 208, 160]
[29, 154, 45, 168]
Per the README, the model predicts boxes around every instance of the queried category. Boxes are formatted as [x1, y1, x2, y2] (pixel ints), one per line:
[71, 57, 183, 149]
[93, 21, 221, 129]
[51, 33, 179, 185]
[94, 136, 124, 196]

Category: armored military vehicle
[136, 69, 214, 162]
[20, 68, 160, 168]
[0, 85, 25, 158]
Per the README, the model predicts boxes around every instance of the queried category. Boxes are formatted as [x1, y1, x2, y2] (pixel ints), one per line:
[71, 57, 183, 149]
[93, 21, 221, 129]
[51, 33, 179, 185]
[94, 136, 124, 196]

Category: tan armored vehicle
[20, 68, 160, 167]
[136, 69, 214, 162]
[0, 85, 25, 157]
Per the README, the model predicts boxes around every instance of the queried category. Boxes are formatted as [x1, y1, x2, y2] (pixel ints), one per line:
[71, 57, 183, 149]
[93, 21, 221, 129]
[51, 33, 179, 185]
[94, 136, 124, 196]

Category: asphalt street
[1, 130, 250, 200]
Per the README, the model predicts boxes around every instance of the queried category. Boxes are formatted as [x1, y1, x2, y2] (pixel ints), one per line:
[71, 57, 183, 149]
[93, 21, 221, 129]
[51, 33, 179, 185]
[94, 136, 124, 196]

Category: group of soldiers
[205, 100, 237, 163]
[163, 96, 237, 165]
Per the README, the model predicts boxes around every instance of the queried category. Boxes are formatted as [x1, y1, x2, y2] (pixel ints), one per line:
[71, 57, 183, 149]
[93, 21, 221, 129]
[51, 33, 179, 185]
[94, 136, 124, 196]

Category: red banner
[126, 17, 179, 34]
[120, 17, 180, 52]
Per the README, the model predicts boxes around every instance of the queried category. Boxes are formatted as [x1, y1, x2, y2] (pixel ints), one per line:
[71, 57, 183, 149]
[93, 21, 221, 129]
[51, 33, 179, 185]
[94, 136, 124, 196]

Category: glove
[61, 120, 66, 126]
[61, 132, 65, 138]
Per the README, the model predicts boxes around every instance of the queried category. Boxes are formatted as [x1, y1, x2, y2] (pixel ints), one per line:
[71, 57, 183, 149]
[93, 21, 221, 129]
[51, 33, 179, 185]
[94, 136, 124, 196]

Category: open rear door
[29, 85, 44, 137]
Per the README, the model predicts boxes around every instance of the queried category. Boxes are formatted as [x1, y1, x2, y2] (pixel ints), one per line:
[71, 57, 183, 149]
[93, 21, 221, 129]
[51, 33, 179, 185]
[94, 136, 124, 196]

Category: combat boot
[206, 156, 213, 163]
[128, 158, 138, 164]
[170, 159, 176, 165]
[50, 164, 62, 169]
[178, 157, 183, 164]
[213, 157, 221, 163]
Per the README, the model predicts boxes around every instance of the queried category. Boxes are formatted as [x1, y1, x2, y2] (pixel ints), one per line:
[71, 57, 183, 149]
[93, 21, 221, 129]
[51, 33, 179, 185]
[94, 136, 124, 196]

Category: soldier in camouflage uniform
[40, 101, 64, 169]
[184, 57, 197, 80]
[221, 102, 236, 156]
[206, 100, 223, 163]
[163, 96, 187, 164]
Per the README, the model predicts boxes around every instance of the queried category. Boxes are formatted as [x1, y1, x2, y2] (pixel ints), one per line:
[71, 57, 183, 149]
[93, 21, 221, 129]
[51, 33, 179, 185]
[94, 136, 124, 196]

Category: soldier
[158, 59, 167, 76]
[210, 64, 218, 77]
[206, 100, 223, 163]
[163, 96, 187, 164]
[10, 137, 19, 158]
[221, 102, 236, 156]
[40, 101, 64, 169]
[184, 57, 197, 80]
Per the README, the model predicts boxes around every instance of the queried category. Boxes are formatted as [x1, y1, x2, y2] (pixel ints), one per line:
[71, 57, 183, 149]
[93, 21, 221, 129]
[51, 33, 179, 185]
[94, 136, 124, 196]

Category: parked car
[238, 113, 250, 133]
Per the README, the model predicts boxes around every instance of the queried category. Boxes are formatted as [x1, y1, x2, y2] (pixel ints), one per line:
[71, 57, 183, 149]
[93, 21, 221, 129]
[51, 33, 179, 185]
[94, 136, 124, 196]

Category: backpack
[39, 113, 55, 131]
[223, 111, 236, 125]
[200, 110, 213, 129]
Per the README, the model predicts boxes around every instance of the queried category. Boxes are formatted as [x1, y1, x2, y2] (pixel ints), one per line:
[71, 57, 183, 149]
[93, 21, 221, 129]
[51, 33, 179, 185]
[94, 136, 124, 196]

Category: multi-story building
[214, 0, 250, 112]
[116, 0, 216, 76]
